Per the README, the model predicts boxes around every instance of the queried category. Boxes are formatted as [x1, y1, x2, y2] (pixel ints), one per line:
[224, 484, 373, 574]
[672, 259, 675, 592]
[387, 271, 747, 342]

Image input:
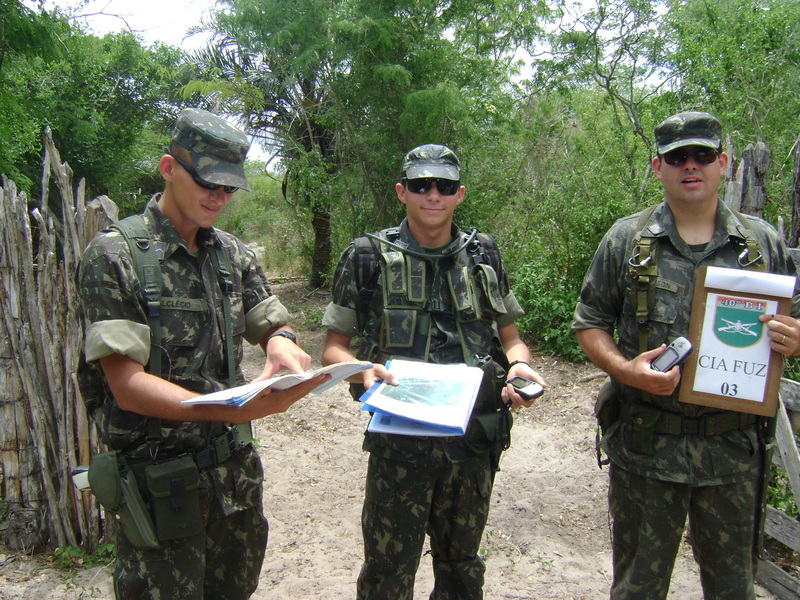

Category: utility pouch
[382, 309, 417, 348]
[88, 451, 159, 549]
[145, 455, 202, 542]
[466, 354, 512, 459]
[624, 403, 662, 456]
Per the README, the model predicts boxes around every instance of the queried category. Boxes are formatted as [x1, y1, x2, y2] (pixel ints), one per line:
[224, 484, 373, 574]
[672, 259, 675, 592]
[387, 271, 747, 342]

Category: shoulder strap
[469, 231, 501, 271]
[729, 207, 766, 271]
[110, 215, 162, 377]
[110, 215, 164, 451]
[629, 205, 659, 354]
[630, 204, 767, 355]
[354, 234, 381, 336]
[208, 239, 237, 388]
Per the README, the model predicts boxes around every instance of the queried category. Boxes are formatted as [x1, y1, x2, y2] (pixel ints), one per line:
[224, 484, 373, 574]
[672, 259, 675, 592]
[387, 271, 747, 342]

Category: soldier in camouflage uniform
[321, 144, 546, 599]
[573, 111, 800, 599]
[78, 108, 328, 600]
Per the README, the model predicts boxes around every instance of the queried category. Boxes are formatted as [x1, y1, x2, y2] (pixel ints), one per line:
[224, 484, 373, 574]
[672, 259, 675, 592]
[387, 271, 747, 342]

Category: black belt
[194, 422, 254, 470]
[127, 422, 254, 472]
[652, 411, 757, 436]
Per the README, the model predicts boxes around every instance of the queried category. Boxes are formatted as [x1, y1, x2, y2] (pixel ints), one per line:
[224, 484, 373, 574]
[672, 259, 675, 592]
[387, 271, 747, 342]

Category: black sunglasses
[661, 147, 720, 167]
[170, 154, 238, 194]
[403, 178, 461, 196]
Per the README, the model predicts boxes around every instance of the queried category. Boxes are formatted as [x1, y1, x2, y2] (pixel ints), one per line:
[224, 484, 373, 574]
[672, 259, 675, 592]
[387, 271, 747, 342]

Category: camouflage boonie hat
[655, 111, 722, 154]
[172, 108, 251, 191]
[401, 144, 460, 180]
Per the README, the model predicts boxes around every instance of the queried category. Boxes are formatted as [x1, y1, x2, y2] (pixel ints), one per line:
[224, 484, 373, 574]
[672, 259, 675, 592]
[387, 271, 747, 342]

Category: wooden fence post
[724, 140, 770, 218]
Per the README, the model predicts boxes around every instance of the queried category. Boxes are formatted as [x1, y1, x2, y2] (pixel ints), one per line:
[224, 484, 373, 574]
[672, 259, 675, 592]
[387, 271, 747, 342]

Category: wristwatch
[268, 330, 297, 344]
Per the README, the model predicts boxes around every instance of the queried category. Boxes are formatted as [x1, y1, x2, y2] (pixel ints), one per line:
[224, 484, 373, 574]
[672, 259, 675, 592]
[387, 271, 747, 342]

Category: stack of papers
[182, 361, 373, 407]
[360, 359, 484, 437]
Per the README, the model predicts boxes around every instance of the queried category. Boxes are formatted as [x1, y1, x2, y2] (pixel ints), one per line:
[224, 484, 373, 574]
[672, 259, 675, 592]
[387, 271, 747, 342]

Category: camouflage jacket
[323, 218, 524, 464]
[78, 197, 290, 458]
[573, 200, 800, 484]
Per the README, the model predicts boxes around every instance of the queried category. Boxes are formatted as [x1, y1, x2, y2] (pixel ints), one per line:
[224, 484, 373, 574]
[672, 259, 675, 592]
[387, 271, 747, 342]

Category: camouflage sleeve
[572, 225, 630, 334]
[495, 291, 524, 328]
[321, 242, 360, 336]
[79, 231, 152, 364]
[222, 232, 273, 311]
[244, 296, 291, 345]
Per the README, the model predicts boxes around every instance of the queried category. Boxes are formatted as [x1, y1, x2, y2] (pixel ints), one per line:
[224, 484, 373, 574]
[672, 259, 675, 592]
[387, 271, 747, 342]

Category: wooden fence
[0, 129, 115, 551]
[727, 140, 799, 599]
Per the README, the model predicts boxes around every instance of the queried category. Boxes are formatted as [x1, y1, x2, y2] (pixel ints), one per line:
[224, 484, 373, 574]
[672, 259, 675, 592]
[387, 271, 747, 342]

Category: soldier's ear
[396, 182, 407, 204]
[160, 155, 176, 183]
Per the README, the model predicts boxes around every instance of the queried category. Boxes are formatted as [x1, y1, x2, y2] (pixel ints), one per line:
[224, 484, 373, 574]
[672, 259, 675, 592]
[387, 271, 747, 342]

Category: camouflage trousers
[608, 462, 758, 600]
[357, 450, 495, 600]
[113, 449, 269, 600]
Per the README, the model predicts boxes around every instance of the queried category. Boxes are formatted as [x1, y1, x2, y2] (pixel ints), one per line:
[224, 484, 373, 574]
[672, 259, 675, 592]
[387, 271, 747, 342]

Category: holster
[594, 377, 620, 467]
[88, 451, 159, 549]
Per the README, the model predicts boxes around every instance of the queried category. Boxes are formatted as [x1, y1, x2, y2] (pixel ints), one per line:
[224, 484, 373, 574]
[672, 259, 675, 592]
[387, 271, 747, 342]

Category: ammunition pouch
[88, 451, 159, 549]
[144, 455, 203, 542]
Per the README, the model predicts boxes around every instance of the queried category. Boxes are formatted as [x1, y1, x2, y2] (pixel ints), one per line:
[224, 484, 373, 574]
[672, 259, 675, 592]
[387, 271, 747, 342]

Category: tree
[193, 0, 552, 286]
[0, 0, 67, 186]
[1, 2, 188, 206]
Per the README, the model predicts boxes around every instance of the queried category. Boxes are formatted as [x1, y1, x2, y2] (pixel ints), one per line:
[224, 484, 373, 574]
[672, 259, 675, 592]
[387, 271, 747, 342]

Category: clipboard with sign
[678, 266, 796, 416]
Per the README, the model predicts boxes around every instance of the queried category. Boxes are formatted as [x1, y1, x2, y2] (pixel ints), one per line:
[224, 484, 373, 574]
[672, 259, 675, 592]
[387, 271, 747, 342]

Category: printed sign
[679, 267, 796, 416]
[690, 293, 774, 403]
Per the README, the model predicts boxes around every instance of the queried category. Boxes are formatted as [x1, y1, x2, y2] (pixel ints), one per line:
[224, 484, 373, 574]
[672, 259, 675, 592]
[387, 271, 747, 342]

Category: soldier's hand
[502, 369, 547, 410]
[629, 345, 681, 396]
[243, 374, 331, 419]
[363, 363, 398, 390]
[761, 313, 800, 358]
[258, 335, 313, 379]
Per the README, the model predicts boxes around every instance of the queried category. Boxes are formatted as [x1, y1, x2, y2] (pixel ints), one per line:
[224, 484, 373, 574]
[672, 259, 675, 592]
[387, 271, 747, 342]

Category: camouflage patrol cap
[401, 144, 460, 180]
[172, 108, 251, 191]
[654, 111, 722, 154]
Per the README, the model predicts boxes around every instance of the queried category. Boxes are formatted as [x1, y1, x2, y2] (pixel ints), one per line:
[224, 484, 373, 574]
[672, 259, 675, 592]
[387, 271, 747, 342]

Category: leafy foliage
[5, 0, 800, 360]
[768, 462, 800, 522]
[1, 3, 189, 203]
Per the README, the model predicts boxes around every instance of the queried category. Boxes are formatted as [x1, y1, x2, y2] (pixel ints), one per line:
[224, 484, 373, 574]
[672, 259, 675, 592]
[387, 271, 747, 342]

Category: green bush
[512, 263, 585, 361]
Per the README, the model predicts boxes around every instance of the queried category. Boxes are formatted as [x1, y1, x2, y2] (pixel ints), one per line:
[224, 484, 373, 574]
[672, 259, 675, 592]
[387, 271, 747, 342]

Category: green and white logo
[713, 295, 765, 348]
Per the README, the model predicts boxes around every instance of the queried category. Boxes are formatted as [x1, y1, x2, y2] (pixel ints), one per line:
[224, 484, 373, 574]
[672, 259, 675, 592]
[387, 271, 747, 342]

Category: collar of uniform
[655, 199, 752, 254]
[397, 217, 461, 255]
[639, 202, 670, 238]
[715, 200, 753, 243]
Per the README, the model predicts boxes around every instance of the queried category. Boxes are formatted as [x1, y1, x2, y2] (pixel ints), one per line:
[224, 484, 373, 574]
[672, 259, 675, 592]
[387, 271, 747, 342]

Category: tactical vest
[628, 204, 766, 354]
[353, 226, 507, 366]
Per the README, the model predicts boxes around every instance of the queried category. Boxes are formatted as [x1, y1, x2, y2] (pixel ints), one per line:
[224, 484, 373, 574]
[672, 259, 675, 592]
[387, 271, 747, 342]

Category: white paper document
[689, 267, 796, 404]
[360, 360, 484, 436]
[182, 361, 372, 406]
